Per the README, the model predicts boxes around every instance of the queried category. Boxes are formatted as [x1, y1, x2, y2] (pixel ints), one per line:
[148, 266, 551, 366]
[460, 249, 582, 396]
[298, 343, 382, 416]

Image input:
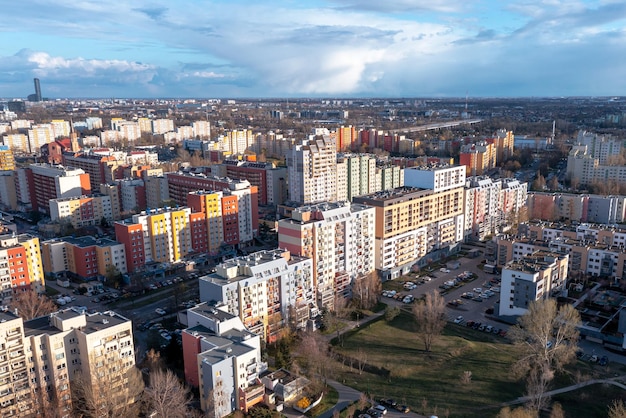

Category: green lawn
[552, 384, 626, 417]
[330, 312, 626, 418]
[306, 384, 338, 417]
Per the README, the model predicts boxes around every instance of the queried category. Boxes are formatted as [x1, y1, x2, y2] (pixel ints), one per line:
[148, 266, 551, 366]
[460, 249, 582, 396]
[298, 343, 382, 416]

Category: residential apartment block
[151, 118, 175, 135]
[198, 249, 315, 342]
[499, 251, 569, 316]
[144, 175, 171, 209]
[187, 189, 252, 254]
[566, 131, 626, 186]
[403, 164, 466, 193]
[1, 134, 29, 154]
[0, 308, 136, 417]
[23, 164, 91, 213]
[287, 136, 337, 205]
[114, 207, 192, 271]
[353, 185, 465, 280]
[0, 146, 15, 171]
[459, 141, 496, 176]
[464, 177, 528, 241]
[41, 236, 127, 281]
[215, 159, 287, 206]
[62, 153, 119, 191]
[494, 221, 626, 281]
[0, 171, 17, 211]
[49, 194, 113, 228]
[0, 234, 45, 303]
[278, 201, 375, 309]
[182, 303, 266, 417]
[218, 129, 254, 155]
[527, 192, 626, 224]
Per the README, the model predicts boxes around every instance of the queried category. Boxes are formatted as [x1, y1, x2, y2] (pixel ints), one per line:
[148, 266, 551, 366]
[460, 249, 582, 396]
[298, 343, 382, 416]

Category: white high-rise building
[198, 249, 315, 339]
[403, 164, 466, 192]
[151, 118, 175, 135]
[192, 120, 211, 139]
[288, 136, 337, 204]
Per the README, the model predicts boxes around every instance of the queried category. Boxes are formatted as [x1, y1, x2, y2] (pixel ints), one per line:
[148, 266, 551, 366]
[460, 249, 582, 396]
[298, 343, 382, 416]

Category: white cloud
[1, 0, 626, 97]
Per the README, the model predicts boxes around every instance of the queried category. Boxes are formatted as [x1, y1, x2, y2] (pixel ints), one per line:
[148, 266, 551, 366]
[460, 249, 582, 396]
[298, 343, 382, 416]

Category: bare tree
[412, 290, 446, 352]
[144, 369, 193, 418]
[297, 331, 330, 388]
[509, 299, 581, 414]
[9, 289, 57, 320]
[145, 348, 164, 371]
[72, 353, 144, 418]
[351, 271, 381, 310]
[608, 400, 626, 418]
[355, 349, 367, 375]
[326, 294, 349, 345]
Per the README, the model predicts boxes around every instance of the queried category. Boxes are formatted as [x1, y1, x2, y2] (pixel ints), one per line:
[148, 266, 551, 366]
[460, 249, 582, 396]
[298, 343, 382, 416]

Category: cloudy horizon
[2, 0, 626, 99]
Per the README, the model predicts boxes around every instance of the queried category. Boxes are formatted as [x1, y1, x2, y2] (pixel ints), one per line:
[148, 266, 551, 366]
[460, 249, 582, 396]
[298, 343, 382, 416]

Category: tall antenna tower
[551, 120, 556, 145]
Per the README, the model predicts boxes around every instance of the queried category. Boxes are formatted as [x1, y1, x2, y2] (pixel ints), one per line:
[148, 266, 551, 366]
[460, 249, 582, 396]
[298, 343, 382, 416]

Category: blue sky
[1, 0, 626, 98]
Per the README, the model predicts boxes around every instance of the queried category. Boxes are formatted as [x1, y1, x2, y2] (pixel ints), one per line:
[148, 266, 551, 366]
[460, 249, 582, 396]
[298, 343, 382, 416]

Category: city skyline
[1, 0, 626, 99]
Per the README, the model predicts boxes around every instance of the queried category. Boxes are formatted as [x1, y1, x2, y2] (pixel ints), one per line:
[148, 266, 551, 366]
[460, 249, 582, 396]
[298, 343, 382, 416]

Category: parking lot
[382, 254, 508, 335]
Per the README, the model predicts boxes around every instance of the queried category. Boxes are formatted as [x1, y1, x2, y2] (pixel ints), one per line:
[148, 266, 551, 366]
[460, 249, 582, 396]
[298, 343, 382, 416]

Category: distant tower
[34, 78, 42, 102]
[69, 117, 80, 152]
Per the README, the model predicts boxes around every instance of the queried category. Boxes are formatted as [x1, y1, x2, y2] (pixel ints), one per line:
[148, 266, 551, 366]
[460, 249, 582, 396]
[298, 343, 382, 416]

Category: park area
[328, 311, 626, 418]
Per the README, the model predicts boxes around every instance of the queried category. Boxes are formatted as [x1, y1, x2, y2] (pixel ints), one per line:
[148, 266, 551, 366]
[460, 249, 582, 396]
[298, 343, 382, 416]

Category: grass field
[552, 383, 626, 417]
[330, 311, 626, 418]
[305, 385, 338, 417]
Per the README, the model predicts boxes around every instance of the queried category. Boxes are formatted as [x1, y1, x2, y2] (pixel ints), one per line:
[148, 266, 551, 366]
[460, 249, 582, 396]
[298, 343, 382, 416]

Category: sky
[1, 0, 626, 99]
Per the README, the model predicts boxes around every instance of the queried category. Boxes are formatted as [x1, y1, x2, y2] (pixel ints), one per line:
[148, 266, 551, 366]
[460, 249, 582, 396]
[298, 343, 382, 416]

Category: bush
[297, 397, 311, 409]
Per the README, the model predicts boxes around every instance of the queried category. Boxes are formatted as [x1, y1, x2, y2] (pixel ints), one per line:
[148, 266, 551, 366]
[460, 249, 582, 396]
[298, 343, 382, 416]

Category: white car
[375, 405, 387, 415]
[453, 315, 464, 324]
[155, 308, 167, 316]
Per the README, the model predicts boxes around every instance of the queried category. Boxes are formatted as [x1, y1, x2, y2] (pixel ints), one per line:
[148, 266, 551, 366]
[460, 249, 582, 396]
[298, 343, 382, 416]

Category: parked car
[453, 315, 464, 324]
[589, 355, 599, 363]
[374, 405, 387, 415]
[599, 356, 608, 366]
[378, 399, 392, 408]
[396, 405, 410, 413]
[155, 308, 167, 316]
